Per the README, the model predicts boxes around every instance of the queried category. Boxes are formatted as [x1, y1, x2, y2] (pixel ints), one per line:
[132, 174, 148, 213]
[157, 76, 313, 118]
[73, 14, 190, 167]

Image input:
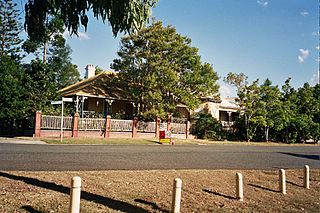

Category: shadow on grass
[278, 152, 320, 160]
[0, 172, 147, 213]
[203, 189, 235, 200]
[248, 184, 278, 193]
[287, 180, 302, 187]
[21, 205, 44, 213]
[134, 199, 170, 213]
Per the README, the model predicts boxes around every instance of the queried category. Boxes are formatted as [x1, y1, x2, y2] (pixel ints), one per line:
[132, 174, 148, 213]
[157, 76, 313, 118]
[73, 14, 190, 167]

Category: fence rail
[78, 118, 105, 131]
[41, 115, 73, 130]
[110, 119, 132, 132]
[171, 123, 186, 134]
[137, 121, 156, 133]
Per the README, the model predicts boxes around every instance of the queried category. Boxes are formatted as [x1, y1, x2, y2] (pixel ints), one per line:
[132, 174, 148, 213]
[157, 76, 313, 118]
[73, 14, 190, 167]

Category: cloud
[298, 48, 310, 63]
[312, 31, 320, 36]
[257, 0, 268, 7]
[316, 46, 320, 50]
[63, 30, 90, 40]
[77, 32, 90, 40]
[300, 10, 309, 17]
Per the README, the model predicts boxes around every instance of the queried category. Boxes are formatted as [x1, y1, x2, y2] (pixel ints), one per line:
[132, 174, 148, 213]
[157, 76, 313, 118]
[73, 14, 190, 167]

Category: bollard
[236, 173, 244, 201]
[304, 165, 310, 189]
[69, 176, 81, 213]
[171, 178, 182, 213]
[279, 169, 286, 194]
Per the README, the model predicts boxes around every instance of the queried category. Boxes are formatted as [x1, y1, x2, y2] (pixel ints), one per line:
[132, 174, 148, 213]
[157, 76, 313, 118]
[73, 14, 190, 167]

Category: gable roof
[59, 72, 132, 101]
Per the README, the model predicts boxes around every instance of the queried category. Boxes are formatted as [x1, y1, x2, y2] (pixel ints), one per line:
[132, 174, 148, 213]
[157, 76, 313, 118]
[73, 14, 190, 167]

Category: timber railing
[41, 115, 73, 130]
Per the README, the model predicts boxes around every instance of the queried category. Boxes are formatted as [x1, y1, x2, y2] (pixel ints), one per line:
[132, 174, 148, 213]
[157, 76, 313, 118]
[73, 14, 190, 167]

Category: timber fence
[34, 111, 190, 139]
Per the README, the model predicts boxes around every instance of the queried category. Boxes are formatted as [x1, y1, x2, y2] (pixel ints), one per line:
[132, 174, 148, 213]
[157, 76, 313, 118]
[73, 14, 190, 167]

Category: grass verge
[0, 169, 319, 212]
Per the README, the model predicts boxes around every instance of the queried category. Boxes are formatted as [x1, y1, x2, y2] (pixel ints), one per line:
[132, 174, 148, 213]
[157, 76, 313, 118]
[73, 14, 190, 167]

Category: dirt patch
[0, 169, 319, 212]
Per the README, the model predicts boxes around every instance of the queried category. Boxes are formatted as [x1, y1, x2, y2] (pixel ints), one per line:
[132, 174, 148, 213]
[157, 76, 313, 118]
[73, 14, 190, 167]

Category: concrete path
[0, 138, 46, 145]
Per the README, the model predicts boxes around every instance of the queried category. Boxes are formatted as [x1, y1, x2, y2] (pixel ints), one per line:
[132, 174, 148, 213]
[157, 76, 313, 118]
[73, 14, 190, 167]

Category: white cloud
[63, 30, 90, 41]
[298, 48, 310, 63]
[300, 10, 309, 17]
[312, 31, 320, 36]
[77, 32, 90, 40]
[257, 0, 268, 7]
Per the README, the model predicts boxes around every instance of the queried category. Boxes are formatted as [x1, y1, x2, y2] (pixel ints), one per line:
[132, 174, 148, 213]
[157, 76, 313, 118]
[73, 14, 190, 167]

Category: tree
[24, 0, 157, 41]
[112, 21, 220, 119]
[0, 0, 23, 58]
[0, 56, 28, 135]
[23, 17, 65, 63]
[24, 59, 57, 114]
[259, 79, 282, 142]
[48, 43, 80, 90]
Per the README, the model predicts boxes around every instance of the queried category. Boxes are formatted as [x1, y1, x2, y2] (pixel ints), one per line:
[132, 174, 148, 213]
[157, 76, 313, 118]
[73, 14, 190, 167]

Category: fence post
[104, 115, 111, 138]
[167, 114, 172, 132]
[72, 113, 79, 138]
[171, 178, 182, 213]
[185, 121, 190, 139]
[236, 173, 244, 201]
[132, 117, 138, 138]
[69, 176, 81, 213]
[34, 111, 42, 138]
[304, 165, 310, 189]
[279, 169, 286, 194]
[155, 117, 161, 138]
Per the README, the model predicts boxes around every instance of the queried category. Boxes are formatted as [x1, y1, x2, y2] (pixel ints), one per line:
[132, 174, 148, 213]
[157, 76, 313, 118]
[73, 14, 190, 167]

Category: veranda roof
[59, 72, 132, 100]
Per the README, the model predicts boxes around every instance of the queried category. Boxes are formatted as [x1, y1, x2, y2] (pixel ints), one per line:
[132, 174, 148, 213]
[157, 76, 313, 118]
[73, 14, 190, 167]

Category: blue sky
[16, 0, 319, 97]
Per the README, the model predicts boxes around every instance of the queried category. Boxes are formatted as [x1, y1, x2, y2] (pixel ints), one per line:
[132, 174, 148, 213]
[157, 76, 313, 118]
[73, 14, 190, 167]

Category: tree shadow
[0, 172, 147, 213]
[202, 189, 235, 200]
[287, 180, 302, 187]
[134, 199, 170, 213]
[21, 205, 44, 213]
[248, 184, 278, 193]
[278, 152, 320, 160]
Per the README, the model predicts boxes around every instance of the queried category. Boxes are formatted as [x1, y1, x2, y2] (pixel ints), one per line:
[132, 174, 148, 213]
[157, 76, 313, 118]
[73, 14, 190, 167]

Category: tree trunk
[43, 42, 47, 64]
[265, 126, 269, 142]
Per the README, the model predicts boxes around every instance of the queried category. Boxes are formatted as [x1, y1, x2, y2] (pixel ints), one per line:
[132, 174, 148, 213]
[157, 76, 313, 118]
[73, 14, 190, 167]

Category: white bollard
[236, 173, 244, 201]
[304, 165, 310, 189]
[69, 176, 81, 213]
[171, 178, 182, 213]
[279, 169, 286, 194]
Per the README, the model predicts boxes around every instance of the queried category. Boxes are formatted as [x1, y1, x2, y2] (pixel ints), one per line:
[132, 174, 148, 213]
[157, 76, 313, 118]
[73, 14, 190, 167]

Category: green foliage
[0, 56, 27, 119]
[226, 73, 320, 143]
[0, 0, 23, 58]
[24, 0, 157, 41]
[48, 44, 80, 90]
[190, 113, 224, 140]
[112, 21, 219, 120]
[24, 59, 57, 114]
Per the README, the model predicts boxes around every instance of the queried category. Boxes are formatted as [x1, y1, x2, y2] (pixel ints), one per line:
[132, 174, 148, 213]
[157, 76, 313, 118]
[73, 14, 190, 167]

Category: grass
[39, 137, 319, 146]
[0, 169, 319, 212]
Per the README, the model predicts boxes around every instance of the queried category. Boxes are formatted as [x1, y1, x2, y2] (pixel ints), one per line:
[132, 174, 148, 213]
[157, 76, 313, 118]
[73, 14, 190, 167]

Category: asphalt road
[0, 143, 319, 171]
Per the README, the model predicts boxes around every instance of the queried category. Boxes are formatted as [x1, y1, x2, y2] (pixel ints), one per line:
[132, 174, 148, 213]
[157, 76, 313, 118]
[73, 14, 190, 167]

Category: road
[0, 143, 319, 171]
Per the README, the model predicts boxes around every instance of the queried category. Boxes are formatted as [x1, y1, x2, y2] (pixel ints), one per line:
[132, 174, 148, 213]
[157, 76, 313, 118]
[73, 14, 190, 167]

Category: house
[59, 65, 135, 119]
[59, 65, 240, 126]
[59, 65, 190, 119]
[193, 97, 240, 130]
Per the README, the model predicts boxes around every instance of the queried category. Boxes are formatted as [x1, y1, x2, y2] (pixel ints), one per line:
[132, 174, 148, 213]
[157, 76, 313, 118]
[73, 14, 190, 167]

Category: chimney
[85, 64, 96, 79]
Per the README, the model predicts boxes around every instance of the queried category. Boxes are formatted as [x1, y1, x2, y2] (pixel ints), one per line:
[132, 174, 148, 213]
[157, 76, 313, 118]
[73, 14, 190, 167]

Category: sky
[16, 0, 319, 97]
